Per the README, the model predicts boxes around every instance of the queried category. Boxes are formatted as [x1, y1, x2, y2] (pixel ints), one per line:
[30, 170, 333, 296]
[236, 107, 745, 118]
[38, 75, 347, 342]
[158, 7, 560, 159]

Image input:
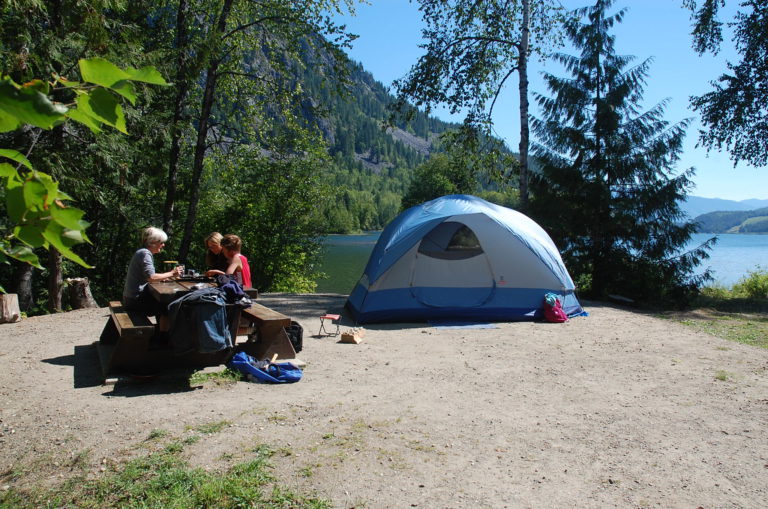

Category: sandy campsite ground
[1, 293, 767, 508]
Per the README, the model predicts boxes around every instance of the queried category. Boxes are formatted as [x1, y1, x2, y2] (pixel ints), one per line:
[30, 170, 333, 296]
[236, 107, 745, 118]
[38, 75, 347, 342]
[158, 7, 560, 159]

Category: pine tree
[529, 0, 714, 305]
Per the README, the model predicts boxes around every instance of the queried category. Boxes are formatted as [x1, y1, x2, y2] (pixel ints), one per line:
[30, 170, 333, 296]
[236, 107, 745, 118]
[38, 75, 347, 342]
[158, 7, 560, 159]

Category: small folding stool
[318, 313, 341, 336]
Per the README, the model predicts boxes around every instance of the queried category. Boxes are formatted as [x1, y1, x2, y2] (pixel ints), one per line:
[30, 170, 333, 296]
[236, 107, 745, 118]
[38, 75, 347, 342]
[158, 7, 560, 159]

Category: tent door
[408, 252, 496, 308]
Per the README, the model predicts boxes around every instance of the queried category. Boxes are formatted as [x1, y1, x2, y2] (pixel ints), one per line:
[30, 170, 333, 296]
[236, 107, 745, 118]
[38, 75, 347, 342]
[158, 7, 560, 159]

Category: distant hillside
[296, 44, 466, 232]
[693, 207, 768, 233]
[680, 196, 768, 219]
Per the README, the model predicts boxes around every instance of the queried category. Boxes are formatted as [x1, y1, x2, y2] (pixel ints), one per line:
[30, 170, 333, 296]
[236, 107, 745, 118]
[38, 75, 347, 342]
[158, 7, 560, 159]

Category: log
[0, 294, 22, 324]
[65, 277, 99, 309]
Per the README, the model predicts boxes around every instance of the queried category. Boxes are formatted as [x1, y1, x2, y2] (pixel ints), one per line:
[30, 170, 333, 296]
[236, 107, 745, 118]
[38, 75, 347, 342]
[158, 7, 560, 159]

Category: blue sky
[333, 0, 767, 201]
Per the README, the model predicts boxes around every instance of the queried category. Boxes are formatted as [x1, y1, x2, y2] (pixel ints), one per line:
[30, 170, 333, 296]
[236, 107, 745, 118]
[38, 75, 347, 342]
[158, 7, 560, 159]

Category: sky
[332, 0, 768, 201]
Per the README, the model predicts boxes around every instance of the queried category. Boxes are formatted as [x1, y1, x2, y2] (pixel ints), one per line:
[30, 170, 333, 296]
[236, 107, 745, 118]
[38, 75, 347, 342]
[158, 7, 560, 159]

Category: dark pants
[124, 285, 167, 317]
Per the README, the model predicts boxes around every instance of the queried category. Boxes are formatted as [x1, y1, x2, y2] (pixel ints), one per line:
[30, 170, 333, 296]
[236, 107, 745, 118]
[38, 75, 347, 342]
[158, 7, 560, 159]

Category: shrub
[732, 267, 768, 300]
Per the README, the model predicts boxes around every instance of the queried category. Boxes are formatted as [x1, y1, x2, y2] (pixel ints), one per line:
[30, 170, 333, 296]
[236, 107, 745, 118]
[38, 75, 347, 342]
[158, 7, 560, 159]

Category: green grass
[146, 428, 169, 440]
[0, 438, 330, 509]
[663, 270, 768, 348]
[715, 370, 732, 382]
[193, 420, 232, 435]
[671, 310, 768, 349]
[189, 367, 243, 386]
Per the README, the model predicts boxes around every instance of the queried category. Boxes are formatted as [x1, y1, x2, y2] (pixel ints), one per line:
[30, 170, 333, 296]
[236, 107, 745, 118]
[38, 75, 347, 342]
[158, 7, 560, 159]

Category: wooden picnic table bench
[238, 302, 297, 361]
[97, 301, 157, 375]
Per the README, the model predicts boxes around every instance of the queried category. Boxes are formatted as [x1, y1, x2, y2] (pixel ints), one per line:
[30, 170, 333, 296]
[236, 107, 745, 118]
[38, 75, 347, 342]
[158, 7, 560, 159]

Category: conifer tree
[529, 0, 714, 305]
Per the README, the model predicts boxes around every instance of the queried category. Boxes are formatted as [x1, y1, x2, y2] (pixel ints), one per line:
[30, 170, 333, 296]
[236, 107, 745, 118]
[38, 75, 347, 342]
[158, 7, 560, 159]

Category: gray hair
[141, 226, 168, 247]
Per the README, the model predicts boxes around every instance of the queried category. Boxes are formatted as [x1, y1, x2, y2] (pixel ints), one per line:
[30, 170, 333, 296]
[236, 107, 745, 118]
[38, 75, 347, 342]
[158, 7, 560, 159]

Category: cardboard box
[339, 328, 365, 344]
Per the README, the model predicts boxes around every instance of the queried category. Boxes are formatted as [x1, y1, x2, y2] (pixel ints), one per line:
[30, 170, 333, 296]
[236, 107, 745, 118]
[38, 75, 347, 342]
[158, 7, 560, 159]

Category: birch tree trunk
[517, 0, 531, 210]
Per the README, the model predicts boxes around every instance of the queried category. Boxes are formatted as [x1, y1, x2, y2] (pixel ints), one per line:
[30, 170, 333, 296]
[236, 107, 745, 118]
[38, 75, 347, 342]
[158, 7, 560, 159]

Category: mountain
[680, 196, 768, 219]
[296, 48, 465, 232]
[693, 207, 768, 233]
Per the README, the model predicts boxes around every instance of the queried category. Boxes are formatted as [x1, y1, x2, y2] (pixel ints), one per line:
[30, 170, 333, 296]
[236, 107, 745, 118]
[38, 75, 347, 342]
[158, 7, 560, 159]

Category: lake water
[315, 233, 381, 294]
[687, 233, 768, 287]
[315, 232, 768, 294]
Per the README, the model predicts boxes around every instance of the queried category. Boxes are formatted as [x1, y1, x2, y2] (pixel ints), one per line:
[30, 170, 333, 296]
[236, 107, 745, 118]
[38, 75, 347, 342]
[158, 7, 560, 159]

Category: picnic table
[95, 279, 295, 380]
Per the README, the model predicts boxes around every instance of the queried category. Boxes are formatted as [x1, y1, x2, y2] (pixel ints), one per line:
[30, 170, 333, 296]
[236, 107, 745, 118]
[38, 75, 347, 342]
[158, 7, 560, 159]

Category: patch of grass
[0, 444, 330, 508]
[165, 440, 185, 454]
[183, 434, 201, 446]
[669, 310, 768, 348]
[146, 428, 169, 441]
[189, 367, 243, 386]
[194, 420, 232, 435]
[69, 449, 91, 472]
[715, 370, 731, 382]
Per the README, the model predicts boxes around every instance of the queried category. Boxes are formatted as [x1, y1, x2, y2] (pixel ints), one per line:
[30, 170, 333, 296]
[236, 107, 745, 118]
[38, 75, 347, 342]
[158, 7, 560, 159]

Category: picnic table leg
[241, 322, 296, 361]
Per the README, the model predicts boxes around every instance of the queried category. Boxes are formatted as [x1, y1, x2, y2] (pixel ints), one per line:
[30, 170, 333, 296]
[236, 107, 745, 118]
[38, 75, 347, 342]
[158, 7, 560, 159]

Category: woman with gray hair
[122, 227, 183, 325]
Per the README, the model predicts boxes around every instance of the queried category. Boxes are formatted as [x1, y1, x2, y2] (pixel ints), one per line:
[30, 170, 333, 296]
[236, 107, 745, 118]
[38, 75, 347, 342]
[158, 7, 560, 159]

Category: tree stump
[65, 278, 99, 309]
[0, 294, 22, 324]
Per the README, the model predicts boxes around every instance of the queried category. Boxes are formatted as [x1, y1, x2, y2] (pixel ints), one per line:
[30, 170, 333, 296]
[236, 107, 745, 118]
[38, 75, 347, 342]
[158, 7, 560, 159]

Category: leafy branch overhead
[0, 58, 169, 273]
[393, 0, 567, 209]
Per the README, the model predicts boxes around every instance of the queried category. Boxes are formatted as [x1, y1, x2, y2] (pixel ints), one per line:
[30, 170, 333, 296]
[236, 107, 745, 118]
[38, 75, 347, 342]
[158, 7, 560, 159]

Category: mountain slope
[680, 196, 768, 219]
[693, 207, 768, 233]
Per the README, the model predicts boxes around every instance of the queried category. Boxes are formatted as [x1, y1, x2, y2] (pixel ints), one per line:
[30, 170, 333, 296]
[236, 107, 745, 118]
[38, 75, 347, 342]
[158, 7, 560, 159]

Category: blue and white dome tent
[346, 195, 585, 323]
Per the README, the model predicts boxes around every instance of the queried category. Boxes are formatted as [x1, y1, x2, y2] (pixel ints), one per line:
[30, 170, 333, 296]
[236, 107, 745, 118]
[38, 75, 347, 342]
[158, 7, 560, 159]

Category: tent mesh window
[417, 222, 484, 260]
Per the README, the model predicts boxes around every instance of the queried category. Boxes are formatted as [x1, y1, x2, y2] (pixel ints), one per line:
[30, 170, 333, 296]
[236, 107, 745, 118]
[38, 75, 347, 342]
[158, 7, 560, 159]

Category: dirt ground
[1, 293, 767, 508]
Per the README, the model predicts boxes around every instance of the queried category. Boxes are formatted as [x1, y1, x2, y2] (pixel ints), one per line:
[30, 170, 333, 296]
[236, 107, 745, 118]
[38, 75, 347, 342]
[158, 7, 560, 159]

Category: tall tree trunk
[47, 248, 63, 312]
[162, 0, 191, 236]
[177, 0, 234, 262]
[517, 0, 531, 210]
[12, 261, 34, 312]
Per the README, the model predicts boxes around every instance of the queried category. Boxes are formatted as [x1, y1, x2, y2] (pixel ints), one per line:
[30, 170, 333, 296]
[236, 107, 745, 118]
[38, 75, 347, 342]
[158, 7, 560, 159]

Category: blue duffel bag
[227, 351, 302, 384]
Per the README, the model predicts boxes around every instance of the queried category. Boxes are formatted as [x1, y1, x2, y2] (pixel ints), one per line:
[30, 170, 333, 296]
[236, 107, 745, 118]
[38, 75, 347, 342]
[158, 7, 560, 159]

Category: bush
[733, 267, 768, 300]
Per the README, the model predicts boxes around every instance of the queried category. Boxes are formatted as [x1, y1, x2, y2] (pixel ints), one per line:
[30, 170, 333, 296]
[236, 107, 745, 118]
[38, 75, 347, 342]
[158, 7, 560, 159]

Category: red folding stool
[318, 313, 341, 336]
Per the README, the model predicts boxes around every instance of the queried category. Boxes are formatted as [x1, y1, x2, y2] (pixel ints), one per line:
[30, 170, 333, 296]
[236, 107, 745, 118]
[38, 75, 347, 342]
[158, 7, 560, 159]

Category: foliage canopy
[530, 0, 713, 306]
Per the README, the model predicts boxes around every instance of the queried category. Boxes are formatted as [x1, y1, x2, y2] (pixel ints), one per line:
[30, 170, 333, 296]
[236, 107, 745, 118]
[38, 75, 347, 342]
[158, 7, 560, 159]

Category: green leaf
[0, 162, 16, 178]
[0, 148, 32, 170]
[5, 181, 25, 222]
[62, 227, 90, 244]
[110, 80, 137, 105]
[15, 225, 46, 248]
[79, 58, 130, 88]
[6, 244, 42, 269]
[32, 168, 56, 187]
[55, 189, 74, 201]
[42, 222, 92, 268]
[123, 65, 170, 86]
[50, 204, 86, 230]
[22, 79, 50, 95]
[0, 112, 21, 131]
[79, 58, 169, 87]
[66, 107, 103, 134]
[0, 77, 67, 130]
[76, 88, 126, 133]
[22, 179, 48, 211]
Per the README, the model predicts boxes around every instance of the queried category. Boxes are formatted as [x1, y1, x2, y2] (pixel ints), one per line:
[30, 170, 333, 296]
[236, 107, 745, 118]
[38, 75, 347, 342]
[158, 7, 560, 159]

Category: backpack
[543, 293, 568, 323]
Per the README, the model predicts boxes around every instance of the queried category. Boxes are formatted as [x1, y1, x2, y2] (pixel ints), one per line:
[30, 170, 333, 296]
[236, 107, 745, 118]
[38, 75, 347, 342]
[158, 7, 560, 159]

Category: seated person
[206, 234, 252, 288]
[122, 226, 183, 331]
[204, 231, 229, 272]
